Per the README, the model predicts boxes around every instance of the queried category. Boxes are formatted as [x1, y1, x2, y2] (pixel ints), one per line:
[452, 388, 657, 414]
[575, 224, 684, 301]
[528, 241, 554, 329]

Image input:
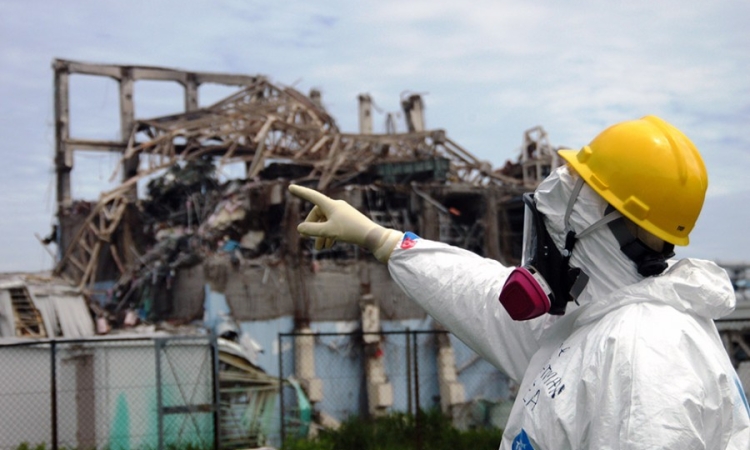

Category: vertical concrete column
[53, 61, 72, 209]
[420, 194, 441, 241]
[294, 327, 323, 403]
[484, 189, 501, 262]
[309, 89, 323, 110]
[358, 94, 373, 135]
[184, 74, 199, 112]
[119, 67, 138, 200]
[436, 331, 465, 415]
[401, 94, 425, 132]
[75, 354, 96, 448]
[361, 295, 393, 415]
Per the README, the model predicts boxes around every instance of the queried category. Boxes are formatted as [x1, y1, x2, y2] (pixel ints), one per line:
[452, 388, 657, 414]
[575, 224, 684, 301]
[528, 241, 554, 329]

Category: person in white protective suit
[288, 115, 750, 449]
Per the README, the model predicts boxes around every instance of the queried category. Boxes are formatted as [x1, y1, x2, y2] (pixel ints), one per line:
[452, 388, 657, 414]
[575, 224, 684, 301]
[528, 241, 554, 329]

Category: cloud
[679, 188, 750, 263]
[0, 0, 748, 271]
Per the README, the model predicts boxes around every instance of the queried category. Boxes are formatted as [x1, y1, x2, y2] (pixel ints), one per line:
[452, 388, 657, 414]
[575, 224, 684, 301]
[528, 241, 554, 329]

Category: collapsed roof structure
[49, 59, 561, 330]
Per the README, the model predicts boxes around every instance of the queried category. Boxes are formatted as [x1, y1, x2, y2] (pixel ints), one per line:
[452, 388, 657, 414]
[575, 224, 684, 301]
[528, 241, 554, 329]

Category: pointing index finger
[288, 184, 335, 214]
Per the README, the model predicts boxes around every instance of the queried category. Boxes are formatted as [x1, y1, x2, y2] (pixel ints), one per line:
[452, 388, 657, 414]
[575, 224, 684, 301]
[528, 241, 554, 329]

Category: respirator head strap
[606, 205, 675, 276]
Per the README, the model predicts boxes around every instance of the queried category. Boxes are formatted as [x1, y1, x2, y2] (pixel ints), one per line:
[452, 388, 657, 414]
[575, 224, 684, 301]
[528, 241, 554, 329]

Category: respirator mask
[498, 178, 625, 321]
[498, 192, 589, 320]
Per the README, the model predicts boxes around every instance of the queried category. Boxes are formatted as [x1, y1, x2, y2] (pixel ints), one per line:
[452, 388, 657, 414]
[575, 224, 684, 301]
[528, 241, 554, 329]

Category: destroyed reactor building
[47, 59, 564, 425]
[51, 59, 556, 321]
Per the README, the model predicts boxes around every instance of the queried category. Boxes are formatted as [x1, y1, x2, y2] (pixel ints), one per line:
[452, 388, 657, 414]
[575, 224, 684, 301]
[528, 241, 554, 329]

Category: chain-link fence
[0, 330, 511, 449]
[0, 335, 219, 450]
[277, 329, 512, 446]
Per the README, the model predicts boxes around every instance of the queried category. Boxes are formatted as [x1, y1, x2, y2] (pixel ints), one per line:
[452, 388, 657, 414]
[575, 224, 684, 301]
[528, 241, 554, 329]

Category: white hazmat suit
[387, 166, 750, 449]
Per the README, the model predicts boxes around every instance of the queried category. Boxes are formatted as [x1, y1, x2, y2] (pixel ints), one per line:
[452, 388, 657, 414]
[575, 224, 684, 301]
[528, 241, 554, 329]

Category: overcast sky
[0, 0, 748, 273]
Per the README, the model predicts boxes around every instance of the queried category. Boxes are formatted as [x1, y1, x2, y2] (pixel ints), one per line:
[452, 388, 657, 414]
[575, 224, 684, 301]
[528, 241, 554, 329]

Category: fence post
[155, 338, 164, 450]
[413, 331, 420, 414]
[278, 333, 285, 448]
[211, 332, 221, 450]
[413, 331, 422, 450]
[406, 329, 412, 416]
[50, 340, 58, 450]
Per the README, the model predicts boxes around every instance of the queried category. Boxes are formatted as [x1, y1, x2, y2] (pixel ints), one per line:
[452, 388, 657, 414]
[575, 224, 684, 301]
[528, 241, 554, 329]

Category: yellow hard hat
[558, 116, 708, 246]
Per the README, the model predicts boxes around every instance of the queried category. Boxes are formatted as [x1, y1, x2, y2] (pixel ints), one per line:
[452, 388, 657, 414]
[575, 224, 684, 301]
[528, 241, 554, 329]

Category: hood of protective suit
[576, 257, 737, 324]
[534, 165, 641, 305]
[534, 165, 736, 320]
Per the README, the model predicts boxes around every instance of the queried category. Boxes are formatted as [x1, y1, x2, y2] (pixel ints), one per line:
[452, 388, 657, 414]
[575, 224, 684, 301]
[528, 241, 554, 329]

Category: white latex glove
[288, 185, 404, 263]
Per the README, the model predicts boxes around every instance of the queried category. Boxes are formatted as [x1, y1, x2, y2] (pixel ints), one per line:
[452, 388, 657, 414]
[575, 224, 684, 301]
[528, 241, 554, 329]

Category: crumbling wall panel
[307, 267, 362, 321]
[213, 260, 424, 322]
[223, 264, 294, 321]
